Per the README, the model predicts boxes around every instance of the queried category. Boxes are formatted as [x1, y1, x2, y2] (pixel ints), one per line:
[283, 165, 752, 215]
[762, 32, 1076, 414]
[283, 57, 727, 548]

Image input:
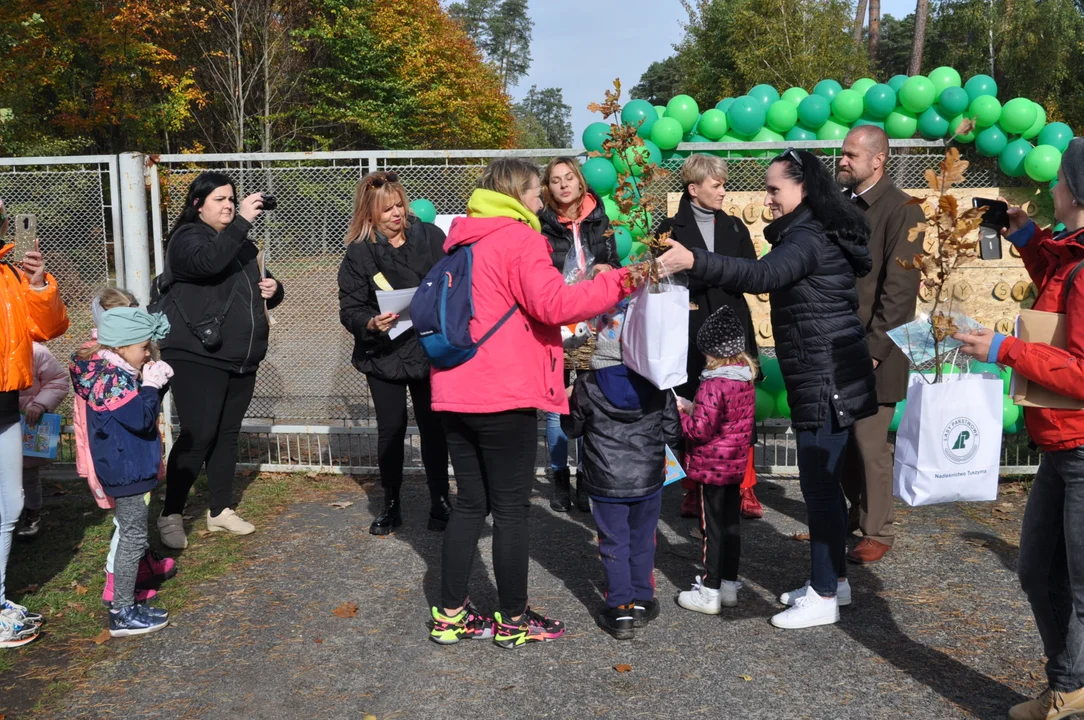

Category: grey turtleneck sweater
[690, 201, 715, 253]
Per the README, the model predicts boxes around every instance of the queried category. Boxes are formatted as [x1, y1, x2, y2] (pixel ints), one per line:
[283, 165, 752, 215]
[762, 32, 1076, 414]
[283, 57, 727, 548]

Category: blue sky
[512, 0, 917, 141]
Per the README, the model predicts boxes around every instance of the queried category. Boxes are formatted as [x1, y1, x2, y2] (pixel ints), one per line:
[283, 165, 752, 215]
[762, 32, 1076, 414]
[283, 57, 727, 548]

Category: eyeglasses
[367, 172, 400, 188]
[777, 148, 804, 168]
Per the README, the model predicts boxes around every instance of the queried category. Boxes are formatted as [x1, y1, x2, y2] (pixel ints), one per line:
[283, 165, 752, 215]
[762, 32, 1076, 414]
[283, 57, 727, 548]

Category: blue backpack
[410, 245, 519, 369]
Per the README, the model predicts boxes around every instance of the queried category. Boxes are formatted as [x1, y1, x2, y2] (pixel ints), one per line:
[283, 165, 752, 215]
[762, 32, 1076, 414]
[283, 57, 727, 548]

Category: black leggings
[365, 374, 448, 503]
[164, 360, 257, 517]
[440, 410, 537, 618]
[700, 483, 741, 589]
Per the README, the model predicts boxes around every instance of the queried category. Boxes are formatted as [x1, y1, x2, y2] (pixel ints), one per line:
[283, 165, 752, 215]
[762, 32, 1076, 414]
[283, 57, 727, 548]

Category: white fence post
[118, 151, 152, 305]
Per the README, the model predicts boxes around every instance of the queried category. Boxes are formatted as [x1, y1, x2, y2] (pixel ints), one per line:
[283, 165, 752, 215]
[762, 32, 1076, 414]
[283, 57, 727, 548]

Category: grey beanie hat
[589, 309, 627, 371]
[697, 306, 746, 359]
[1063, 138, 1084, 205]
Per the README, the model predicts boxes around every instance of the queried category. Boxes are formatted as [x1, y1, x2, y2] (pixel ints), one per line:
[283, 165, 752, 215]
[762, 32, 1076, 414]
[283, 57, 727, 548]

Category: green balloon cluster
[965, 359, 1026, 433]
[410, 198, 437, 224]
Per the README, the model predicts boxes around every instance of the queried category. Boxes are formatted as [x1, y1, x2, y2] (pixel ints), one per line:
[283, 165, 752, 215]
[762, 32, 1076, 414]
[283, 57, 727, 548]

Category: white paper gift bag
[621, 282, 690, 390]
[893, 373, 1003, 506]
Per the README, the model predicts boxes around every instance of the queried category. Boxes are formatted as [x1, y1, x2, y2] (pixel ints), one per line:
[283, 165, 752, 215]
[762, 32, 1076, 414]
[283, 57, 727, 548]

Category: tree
[853, 0, 869, 44]
[512, 105, 549, 148]
[871, 14, 919, 77]
[515, 86, 571, 148]
[908, 0, 929, 74]
[447, 0, 532, 92]
[869, 0, 882, 64]
[631, 56, 686, 105]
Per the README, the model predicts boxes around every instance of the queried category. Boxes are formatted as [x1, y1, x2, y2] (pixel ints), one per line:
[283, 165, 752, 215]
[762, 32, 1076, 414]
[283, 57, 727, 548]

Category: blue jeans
[1019, 446, 1084, 692]
[0, 422, 25, 605]
[795, 412, 851, 597]
[545, 412, 569, 472]
[592, 492, 663, 608]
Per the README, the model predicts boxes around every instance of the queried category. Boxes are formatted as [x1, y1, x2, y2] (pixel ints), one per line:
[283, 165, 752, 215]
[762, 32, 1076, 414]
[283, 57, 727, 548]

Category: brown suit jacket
[850, 178, 925, 404]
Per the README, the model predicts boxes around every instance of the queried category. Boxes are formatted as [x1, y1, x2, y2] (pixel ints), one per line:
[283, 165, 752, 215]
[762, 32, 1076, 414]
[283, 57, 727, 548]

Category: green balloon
[797, 94, 831, 129]
[602, 195, 621, 222]
[613, 225, 633, 259]
[628, 207, 653, 239]
[754, 387, 775, 422]
[885, 109, 918, 139]
[1025, 144, 1062, 183]
[937, 87, 970, 118]
[1002, 395, 1021, 430]
[715, 98, 735, 113]
[888, 75, 909, 92]
[650, 117, 685, 150]
[831, 89, 864, 124]
[999, 139, 1033, 178]
[1000, 366, 1013, 394]
[775, 390, 791, 419]
[927, 66, 963, 99]
[918, 107, 949, 139]
[964, 74, 998, 102]
[697, 109, 729, 140]
[749, 127, 785, 158]
[718, 132, 751, 157]
[728, 96, 767, 136]
[785, 124, 818, 142]
[612, 141, 661, 177]
[749, 84, 780, 109]
[949, 114, 977, 142]
[1039, 122, 1074, 152]
[582, 156, 618, 194]
[582, 122, 612, 154]
[781, 87, 809, 106]
[975, 125, 1008, 157]
[627, 240, 649, 262]
[970, 95, 1002, 128]
[666, 94, 701, 133]
[622, 99, 658, 139]
[967, 358, 1001, 376]
[410, 198, 437, 224]
[853, 115, 886, 129]
[1007, 414, 1025, 435]
[889, 400, 906, 433]
[850, 78, 877, 96]
[758, 355, 785, 394]
[899, 75, 936, 114]
[864, 84, 897, 119]
[766, 100, 799, 133]
[1023, 103, 1047, 140]
[813, 79, 843, 102]
[1000, 97, 1038, 135]
[654, 105, 667, 119]
[817, 117, 849, 141]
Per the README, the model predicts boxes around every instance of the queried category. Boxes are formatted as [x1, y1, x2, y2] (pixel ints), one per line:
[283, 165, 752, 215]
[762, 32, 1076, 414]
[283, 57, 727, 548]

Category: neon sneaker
[101, 572, 158, 608]
[137, 549, 177, 588]
[492, 607, 565, 649]
[428, 602, 495, 645]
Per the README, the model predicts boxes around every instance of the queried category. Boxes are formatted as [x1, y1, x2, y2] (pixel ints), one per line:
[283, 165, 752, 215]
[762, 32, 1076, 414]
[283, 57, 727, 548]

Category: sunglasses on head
[367, 172, 400, 189]
[777, 148, 805, 168]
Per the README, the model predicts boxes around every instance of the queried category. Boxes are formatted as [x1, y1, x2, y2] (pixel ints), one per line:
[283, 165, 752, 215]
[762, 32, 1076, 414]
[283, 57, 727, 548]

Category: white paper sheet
[377, 288, 417, 340]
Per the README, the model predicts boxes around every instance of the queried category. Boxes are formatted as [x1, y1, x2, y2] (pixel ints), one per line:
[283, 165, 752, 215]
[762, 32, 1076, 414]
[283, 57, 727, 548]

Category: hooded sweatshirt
[428, 189, 634, 415]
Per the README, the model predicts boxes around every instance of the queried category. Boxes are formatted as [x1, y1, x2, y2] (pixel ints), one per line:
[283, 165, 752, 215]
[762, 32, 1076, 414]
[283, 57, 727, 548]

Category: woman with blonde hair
[338, 171, 450, 535]
[427, 158, 647, 649]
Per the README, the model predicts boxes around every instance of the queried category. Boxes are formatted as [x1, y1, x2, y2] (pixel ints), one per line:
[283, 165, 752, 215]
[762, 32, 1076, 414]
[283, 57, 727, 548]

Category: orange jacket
[0, 242, 70, 393]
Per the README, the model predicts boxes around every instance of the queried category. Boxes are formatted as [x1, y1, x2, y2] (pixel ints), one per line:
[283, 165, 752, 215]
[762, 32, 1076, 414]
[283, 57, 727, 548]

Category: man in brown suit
[838, 126, 924, 564]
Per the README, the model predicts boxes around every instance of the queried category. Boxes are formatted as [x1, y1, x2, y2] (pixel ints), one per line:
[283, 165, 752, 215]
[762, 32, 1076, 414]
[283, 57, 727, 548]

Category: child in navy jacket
[70, 307, 173, 637]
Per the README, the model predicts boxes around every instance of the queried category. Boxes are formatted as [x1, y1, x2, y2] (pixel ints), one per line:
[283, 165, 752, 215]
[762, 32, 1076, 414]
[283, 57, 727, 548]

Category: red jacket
[430, 212, 633, 415]
[996, 224, 1084, 452]
[681, 373, 756, 485]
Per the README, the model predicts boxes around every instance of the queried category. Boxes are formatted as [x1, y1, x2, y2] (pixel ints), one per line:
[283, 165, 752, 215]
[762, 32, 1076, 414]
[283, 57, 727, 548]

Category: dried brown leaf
[328, 501, 354, 509]
[91, 629, 111, 645]
[614, 664, 633, 673]
[925, 168, 941, 193]
[792, 531, 810, 542]
[333, 602, 359, 618]
[75, 584, 88, 596]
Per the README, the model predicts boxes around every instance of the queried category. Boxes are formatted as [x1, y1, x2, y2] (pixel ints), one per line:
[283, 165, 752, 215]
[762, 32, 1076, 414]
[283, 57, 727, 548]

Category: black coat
[539, 189, 619, 272]
[690, 206, 877, 430]
[656, 193, 759, 397]
[160, 217, 285, 374]
[337, 221, 446, 382]
[563, 370, 682, 499]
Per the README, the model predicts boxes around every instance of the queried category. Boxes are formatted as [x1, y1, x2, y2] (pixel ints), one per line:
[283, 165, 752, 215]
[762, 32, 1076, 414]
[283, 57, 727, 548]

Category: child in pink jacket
[15, 343, 69, 540]
[675, 307, 756, 614]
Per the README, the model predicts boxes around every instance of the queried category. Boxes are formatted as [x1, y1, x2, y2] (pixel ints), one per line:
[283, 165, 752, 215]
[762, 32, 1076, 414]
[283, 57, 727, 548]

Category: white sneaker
[0, 615, 39, 648]
[207, 508, 255, 535]
[779, 578, 851, 607]
[678, 576, 723, 614]
[770, 589, 840, 629]
[157, 513, 188, 549]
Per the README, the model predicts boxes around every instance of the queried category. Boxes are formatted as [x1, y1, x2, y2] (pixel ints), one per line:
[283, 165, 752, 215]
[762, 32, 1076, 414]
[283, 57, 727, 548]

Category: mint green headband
[98, 307, 171, 347]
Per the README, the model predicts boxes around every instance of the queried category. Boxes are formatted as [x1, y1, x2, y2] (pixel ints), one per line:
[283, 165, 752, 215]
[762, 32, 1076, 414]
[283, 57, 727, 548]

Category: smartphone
[971, 198, 1006, 261]
[13, 214, 37, 258]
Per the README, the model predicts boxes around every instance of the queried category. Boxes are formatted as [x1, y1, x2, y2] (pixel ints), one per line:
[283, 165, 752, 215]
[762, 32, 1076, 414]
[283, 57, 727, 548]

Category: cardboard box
[1012, 309, 1084, 409]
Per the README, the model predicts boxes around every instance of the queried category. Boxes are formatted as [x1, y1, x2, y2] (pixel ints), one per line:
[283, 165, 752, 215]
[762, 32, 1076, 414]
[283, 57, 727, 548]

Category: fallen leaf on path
[15, 584, 39, 594]
[333, 602, 358, 618]
[613, 664, 632, 673]
[91, 629, 111, 645]
[739, 674, 753, 681]
[196, 530, 212, 538]
[792, 532, 810, 542]
[75, 585, 88, 596]
[314, 638, 324, 644]
[306, 471, 318, 479]
[363, 715, 377, 720]
[329, 501, 354, 509]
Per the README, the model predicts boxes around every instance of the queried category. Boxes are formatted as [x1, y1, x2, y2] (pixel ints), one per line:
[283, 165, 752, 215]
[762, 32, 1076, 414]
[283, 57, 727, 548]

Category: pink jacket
[20, 342, 69, 469]
[682, 374, 756, 486]
[72, 334, 114, 508]
[430, 215, 633, 415]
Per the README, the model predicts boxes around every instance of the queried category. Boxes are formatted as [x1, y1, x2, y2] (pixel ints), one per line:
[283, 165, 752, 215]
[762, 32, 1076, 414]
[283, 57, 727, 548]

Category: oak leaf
[333, 602, 359, 618]
[91, 629, 111, 645]
[614, 664, 632, 673]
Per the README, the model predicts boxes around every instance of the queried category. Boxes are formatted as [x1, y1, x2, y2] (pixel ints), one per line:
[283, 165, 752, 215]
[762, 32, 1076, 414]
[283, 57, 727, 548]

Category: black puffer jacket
[337, 221, 445, 382]
[160, 217, 285, 374]
[690, 205, 877, 430]
[563, 368, 682, 499]
[539, 189, 619, 272]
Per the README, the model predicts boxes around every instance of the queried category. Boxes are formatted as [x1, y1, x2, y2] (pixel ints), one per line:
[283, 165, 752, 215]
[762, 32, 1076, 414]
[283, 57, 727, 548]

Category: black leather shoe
[550, 468, 572, 512]
[370, 499, 402, 535]
[596, 605, 635, 640]
[428, 497, 452, 531]
[632, 598, 660, 628]
[574, 472, 591, 512]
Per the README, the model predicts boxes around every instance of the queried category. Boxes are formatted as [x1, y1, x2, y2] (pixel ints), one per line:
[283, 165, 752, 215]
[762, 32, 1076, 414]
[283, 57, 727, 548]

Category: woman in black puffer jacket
[338, 172, 449, 536]
[658, 149, 876, 631]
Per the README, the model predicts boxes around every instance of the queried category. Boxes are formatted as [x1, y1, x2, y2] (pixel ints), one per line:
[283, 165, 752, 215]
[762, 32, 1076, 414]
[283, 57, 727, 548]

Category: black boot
[370, 497, 402, 535]
[14, 509, 41, 541]
[550, 468, 572, 512]
[574, 470, 591, 512]
[428, 497, 452, 531]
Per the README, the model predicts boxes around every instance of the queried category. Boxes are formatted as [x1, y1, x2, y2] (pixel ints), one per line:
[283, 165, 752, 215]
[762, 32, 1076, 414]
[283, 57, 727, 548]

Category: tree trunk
[868, 0, 881, 65]
[234, 2, 245, 153]
[909, 0, 929, 76]
[853, 0, 869, 45]
[263, 5, 271, 154]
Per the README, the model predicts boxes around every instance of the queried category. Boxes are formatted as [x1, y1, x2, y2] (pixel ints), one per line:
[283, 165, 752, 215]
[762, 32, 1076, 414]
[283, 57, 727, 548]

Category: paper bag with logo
[621, 280, 690, 390]
[893, 373, 1003, 506]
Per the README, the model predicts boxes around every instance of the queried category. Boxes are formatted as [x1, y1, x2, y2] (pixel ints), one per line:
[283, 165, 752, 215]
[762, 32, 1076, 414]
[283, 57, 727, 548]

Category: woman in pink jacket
[15, 342, 69, 540]
[427, 158, 646, 650]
